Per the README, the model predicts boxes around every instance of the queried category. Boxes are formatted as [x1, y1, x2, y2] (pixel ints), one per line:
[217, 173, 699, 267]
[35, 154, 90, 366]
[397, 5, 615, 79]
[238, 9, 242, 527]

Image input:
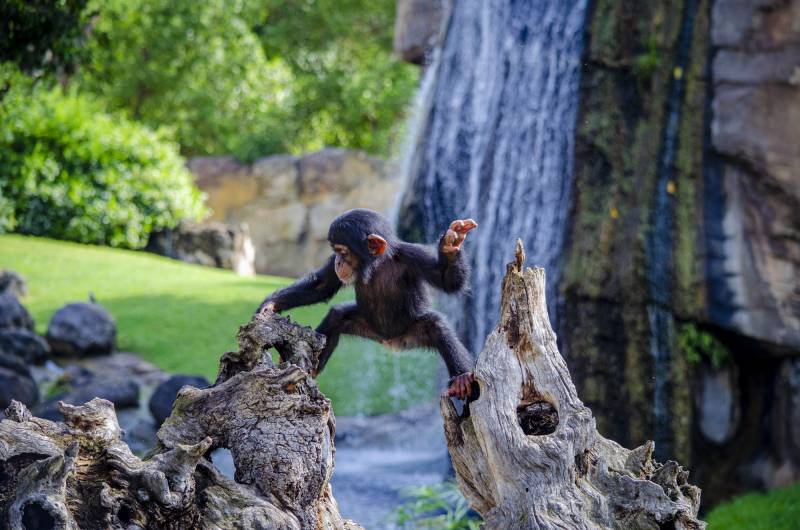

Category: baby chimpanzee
[256, 208, 477, 400]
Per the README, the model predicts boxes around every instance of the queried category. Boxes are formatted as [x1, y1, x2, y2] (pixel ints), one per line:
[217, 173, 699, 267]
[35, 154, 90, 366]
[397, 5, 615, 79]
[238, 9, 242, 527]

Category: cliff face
[707, 0, 800, 351]
[395, 0, 799, 508]
[564, 0, 800, 506]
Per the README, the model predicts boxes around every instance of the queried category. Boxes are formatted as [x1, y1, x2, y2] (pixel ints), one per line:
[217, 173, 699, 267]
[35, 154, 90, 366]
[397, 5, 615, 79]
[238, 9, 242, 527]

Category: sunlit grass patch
[705, 482, 800, 530]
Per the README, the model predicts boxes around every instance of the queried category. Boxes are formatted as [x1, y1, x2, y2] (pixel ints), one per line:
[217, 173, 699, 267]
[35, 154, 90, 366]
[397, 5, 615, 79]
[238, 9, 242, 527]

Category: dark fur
[259, 209, 473, 377]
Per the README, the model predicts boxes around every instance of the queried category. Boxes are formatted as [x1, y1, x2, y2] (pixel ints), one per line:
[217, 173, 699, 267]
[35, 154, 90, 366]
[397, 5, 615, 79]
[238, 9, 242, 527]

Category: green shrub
[634, 35, 661, 87]
[678, 323, 730, 368]
[395, 481, 481, 530]
[0, 69, 205, 248]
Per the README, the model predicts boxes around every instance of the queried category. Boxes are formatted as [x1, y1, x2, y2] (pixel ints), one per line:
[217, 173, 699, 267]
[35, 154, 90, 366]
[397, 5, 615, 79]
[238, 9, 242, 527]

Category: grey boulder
[47, 302, 116, 357]
[0, 293, 34, 330]
[0, 328, 51, 364]
[149, 374, 210, 425]
[0, 351, 38, 409]
[0, 269, 27, 297]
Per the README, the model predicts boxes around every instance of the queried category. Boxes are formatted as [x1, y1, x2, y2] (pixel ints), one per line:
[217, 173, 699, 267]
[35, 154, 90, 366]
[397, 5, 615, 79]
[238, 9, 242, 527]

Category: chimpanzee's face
[332, 243, 359, 285]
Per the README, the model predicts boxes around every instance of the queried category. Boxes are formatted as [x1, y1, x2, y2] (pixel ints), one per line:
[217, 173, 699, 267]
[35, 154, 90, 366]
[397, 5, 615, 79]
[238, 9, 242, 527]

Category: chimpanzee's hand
[446, 371, 475, 400]
[442, 219, 478, 255]
[257, 301, 276, 316]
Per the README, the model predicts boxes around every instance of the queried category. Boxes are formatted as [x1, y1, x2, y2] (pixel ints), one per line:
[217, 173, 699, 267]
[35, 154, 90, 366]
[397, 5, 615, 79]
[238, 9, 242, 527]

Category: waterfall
[399, 0, 589, 351]
[645, 0, 699, 460]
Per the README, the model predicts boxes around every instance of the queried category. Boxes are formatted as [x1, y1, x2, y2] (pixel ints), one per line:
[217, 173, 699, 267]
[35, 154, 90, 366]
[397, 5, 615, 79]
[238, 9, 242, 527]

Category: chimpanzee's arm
[397, 238, 469, 293]
[257, 255, 342, 313]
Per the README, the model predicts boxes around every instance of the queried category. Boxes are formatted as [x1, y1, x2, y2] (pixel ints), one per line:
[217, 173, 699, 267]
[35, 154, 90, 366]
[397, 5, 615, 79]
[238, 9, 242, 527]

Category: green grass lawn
[705, 482, 800, 530]
[0, 234, 437, 416]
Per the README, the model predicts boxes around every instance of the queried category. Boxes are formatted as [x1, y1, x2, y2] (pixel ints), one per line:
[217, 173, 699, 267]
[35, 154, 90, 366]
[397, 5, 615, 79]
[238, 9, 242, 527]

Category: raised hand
[441, 219, 478, 255]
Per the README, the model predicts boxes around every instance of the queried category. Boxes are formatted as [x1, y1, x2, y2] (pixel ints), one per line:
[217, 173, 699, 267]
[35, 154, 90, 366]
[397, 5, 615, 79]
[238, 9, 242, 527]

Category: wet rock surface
[707, 0, 800, 351]
[540, 0, 800, 508]
[46, 301, 116, 357]
[696, 364, 740, 445]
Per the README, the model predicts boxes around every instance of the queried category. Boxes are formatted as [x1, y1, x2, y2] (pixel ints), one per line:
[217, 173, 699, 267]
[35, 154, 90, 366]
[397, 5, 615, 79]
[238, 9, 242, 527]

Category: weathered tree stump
[441, 241, 705, 529]
[0, 312, 360, 530]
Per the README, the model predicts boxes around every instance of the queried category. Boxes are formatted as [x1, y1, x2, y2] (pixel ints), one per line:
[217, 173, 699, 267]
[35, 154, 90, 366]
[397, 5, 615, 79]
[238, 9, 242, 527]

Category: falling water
[645, 0, 698, 459]
[399, 0, 589, 350]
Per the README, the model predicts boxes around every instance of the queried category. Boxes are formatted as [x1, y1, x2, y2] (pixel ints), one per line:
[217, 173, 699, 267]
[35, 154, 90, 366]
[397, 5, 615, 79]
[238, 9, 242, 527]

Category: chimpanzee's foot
[446, 371, 475, 400]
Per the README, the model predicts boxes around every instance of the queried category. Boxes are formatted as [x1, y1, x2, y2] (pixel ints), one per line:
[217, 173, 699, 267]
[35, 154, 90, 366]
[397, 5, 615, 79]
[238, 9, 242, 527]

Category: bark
[441, 241, 705, 530]
[0, 313, 360, 530]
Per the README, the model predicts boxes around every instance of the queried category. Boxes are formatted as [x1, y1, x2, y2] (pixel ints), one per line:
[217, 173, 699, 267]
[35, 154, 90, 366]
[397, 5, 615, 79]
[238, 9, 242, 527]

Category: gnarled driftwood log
[0, 312, 360, 530]
[441, 241, 705, 529]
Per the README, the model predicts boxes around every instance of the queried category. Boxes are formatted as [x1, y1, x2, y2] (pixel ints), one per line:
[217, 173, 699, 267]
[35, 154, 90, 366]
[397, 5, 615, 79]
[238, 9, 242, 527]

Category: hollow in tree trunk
[441, 240, 705, 529]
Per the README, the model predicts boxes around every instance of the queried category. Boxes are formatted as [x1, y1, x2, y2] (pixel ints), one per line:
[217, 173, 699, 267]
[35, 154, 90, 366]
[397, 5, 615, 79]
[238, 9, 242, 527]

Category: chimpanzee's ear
[366, 234, 388, 256]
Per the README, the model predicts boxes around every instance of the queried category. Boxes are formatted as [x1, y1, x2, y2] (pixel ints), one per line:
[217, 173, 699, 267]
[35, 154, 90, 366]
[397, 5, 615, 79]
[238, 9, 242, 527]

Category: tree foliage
[78, 0, 417, 160]
[256, 0, 419, 155]
[0, 0, 90, 76]
[0, 65, 205, 248]
[79, 0, 291, 161]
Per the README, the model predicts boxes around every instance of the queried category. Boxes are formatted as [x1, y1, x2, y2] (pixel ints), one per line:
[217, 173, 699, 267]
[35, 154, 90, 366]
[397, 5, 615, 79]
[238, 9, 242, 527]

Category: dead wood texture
[441, 241, 705, 530]
[0, 313, 360, 530]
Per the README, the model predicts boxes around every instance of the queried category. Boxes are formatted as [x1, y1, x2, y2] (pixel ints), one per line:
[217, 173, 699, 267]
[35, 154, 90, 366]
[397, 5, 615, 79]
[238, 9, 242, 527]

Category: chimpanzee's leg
[401, 311, 473, 377]
[315, 302, 381, 375]
[393, 311, 475, 400]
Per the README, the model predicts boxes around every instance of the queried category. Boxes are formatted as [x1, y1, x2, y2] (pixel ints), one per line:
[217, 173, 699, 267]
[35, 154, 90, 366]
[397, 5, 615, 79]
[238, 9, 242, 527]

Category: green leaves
[77, 0, 417, 161]
[79, 0, 291, 161]
[0, 69, 206, 248]
[0, 0, 90, 75]
[678, 323, 730, 368]
[395, 481, 481, 530]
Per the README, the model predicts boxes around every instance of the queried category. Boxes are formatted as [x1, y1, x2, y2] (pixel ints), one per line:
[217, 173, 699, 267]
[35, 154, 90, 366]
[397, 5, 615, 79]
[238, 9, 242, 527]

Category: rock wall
[189, 149, 399, 277]
[707, 0, 800, 351]
[393, 0, 445, 64]
[563, 0, 800, 508]
[146, 220, 256, 276]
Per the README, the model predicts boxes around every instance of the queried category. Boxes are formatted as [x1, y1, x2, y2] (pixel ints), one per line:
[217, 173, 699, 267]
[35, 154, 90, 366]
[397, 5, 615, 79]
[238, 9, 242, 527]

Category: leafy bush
[395, 481, 481, 530]
[678, 323, 730, 368]
[0, 68, 205, 248]
[79, 0, 293, 161]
